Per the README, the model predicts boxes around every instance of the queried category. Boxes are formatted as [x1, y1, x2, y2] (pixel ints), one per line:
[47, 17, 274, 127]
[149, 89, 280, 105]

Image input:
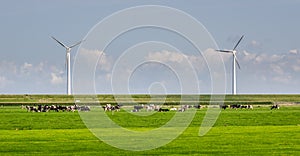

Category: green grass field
[0, 101, 299, 155]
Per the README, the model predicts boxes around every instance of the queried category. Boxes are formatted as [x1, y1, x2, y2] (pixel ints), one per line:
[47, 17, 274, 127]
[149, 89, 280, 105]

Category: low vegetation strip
[0, 94, 300, 105]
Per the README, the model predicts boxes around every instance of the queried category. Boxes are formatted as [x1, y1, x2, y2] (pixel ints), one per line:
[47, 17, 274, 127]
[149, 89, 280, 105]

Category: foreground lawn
[0, 106, 299, 155]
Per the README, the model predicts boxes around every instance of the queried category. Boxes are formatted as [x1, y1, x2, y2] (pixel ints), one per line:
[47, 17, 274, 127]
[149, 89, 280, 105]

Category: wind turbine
[51, 36, 84, 95]
[216, 35, 244, 95]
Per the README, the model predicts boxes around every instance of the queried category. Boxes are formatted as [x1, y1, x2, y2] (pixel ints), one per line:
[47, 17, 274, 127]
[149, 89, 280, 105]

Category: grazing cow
[240, 105, 248, 109]
[170, 107, 177, 111]
[49, 105, 59, 112]
[144, 104, 155, 111]
[111, 105, 120, 112]
[25, 105, 31, 112]
[271, 104, 280, 110]
[57, 105, 67, 112]
[102, 104, 120, 112]
[66, 105, 77, 112]
[37, 104, 43, 112]
[158, 108, 169, 112]
[78, 105, 90, 112]
[22, 104, 91, 112]
[154, 105, 160, 111]
[132, 105, 143, 112]
[131, 109, 139, 112]
[194, 105, 202, 109]
[220, 105, 228, 110]
[25, 105, 38, 112]
[178, 105, 189, 112]
[230, 104, 241, 109]
[103, 104, 113, 112]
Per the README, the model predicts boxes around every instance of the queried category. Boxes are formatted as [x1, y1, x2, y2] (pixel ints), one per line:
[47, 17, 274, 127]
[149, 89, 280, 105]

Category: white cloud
[145, 50, 187, 63]
[50, 65, 63, 74]
[292, 65, 300, 72]
[270, 64, 284, 75]
[0, 60, 67, 93]
[245, 40, 263, 50]
[78, 48, 112, 72]
[144, 48, 228, 73]
[237, 49, 300, 86]
[250, 40, 262, 48]
[242, 50, 256, 61]
[289, 49, 298, 54]
[254, 54, 268, 63]
[0, 46, 299, 94]
[50, 72, 63, 85]
[36, 62, 45, 72]
[20, 62, 33, 75]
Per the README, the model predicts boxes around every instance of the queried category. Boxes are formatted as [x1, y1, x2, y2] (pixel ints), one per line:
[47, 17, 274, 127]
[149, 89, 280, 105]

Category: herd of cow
[22, 103, 280, 112]
[22, 104, 90, 112]
[131, 104, 201, 112]
[101, 103, 201, 112]
[220, 104, 254, 110]
[220, 104, 280, 110]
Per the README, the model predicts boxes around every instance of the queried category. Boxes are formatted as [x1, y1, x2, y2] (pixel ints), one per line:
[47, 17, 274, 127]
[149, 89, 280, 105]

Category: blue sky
[0, 0, 300, 94]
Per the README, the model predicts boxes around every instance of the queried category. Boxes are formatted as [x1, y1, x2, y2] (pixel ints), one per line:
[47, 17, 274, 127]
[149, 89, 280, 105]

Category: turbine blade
[233, 35, 244, 51]
[234, 54, 241, 69]
[216, 49, 233, 53]
[69, 40, 85, 48]
[51, 36, 68, 49]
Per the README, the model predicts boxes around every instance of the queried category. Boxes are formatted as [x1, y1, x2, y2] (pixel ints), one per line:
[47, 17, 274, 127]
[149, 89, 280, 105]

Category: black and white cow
[271, 104, 280, 110]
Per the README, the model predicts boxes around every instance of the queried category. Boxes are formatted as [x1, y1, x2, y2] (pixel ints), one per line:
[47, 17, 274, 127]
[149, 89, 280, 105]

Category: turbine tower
[216, 35, 244, 95]
[51, 36, 84, 95]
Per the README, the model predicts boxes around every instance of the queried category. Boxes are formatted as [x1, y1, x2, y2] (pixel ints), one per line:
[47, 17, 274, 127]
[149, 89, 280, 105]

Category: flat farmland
[0, 95, 299, 155]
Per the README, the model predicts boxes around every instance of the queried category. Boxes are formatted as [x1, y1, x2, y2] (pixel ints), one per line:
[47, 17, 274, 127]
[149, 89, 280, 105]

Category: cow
[111, 105, 121, 112]
[49, 105, 59, 112]
[78, 105, 90, 112]
[271, 104, 280, 110]
[240, 105, 248, 109]
[132, 105, 143, 112]
[230, 104, 241, 109]
[144, 104, 155, 111]
[102, 104, 120, 112]
[220, 105, 229, 110]
[170, 107, 177, 111]
[66, 105, 77, 112]
[103, 104, 112, 112]
[194, 105, 202, 109]
[25, 105, 38, 112]
[158, 108, 169, 112]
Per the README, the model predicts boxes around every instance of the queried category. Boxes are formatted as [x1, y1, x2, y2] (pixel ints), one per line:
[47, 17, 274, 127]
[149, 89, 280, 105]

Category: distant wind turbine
[51, 36, 84, 95]
[216, 35, 244, 95]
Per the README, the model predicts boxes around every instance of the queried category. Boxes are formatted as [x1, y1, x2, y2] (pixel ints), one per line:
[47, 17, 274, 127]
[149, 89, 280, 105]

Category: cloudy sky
[0, 0, 300, 94]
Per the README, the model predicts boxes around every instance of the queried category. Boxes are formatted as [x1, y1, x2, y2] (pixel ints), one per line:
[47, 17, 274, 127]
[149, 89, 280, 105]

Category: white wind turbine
[51, 36, 84, 95]
[216, 35, 244, 95]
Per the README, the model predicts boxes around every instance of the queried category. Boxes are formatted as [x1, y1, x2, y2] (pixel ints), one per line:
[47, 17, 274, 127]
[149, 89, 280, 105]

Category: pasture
[0, 95, 299, 155]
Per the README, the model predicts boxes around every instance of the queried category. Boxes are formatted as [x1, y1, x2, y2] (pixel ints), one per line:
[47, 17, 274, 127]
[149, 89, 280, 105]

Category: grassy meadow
[0, 95, 299, 155]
